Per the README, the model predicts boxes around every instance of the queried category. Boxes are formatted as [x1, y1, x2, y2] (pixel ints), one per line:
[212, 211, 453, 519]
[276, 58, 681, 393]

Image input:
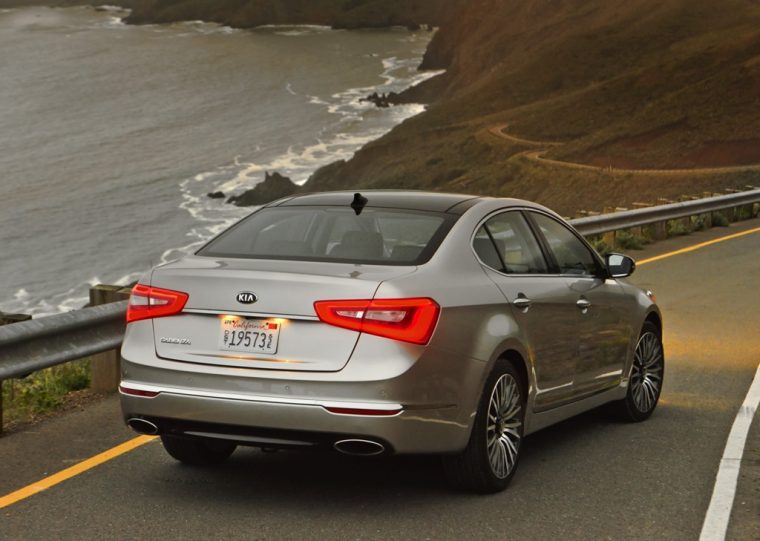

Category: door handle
[576, 298, 592, 311]
[513, 296, 532, 310]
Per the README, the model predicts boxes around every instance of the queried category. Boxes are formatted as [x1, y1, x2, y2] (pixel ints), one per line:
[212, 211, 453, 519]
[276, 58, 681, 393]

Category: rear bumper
[120, 381, 467, 453]
[120, 325, 488, 454]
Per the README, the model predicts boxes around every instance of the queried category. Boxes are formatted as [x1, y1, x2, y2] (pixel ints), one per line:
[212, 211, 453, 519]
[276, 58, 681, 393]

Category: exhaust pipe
[127, 418, 159, 435]
[333, 439, 385, 456]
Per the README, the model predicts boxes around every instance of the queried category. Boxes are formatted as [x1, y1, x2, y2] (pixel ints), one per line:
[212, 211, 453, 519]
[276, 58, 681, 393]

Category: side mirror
[606, 253, 636, 278]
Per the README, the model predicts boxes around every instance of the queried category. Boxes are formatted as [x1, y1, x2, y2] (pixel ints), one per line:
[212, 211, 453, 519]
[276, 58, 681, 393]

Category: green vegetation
[712, 212, 730, 227]
[615, 231, 646, 251]
[1, 359, 90, 427]
[587, 236, 612, 257]
[667, 219, 691, 237]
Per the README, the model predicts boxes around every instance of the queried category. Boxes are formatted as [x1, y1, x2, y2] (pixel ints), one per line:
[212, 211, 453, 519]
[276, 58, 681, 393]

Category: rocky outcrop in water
[360, 91, 400, 108]
[227, 171, 298, 207]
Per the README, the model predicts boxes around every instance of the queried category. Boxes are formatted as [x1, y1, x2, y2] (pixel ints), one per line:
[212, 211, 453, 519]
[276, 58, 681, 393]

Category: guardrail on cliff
[0, 187, 759, 432]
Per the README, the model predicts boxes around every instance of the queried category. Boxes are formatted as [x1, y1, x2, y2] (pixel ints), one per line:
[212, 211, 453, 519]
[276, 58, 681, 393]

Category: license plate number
[218, 317, 280, 355]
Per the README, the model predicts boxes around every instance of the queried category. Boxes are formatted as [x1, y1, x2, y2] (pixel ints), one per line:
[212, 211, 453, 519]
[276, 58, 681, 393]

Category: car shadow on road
[138, 405, 638, 509]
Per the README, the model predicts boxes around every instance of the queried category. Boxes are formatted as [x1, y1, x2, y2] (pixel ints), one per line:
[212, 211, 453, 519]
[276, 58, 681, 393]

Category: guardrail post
[89, 285, 132, 394]
[631, 202, 651, 238]
[714, 193, 734, 223]
[0, 313, 32, 435]
[602, 207, 616, 247]
[745, 186, 760, 218]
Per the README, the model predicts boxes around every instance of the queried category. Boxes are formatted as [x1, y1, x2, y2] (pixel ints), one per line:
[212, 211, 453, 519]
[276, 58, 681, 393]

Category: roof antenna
[351, 192, 368, 215]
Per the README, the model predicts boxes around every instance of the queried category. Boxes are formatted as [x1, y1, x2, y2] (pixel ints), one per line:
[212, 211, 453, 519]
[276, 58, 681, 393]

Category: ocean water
[0, 6, 441, 317]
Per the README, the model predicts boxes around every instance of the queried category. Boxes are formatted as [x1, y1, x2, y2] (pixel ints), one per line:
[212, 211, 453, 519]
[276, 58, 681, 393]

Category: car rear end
[119, 194, 484, 455]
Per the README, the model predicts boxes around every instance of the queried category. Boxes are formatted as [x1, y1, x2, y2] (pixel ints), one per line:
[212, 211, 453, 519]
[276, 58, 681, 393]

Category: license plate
[218, 316, 280, 355]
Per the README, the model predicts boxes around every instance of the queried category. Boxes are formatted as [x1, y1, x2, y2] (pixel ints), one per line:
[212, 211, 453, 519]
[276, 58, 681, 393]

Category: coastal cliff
[298, 0, 760, 214]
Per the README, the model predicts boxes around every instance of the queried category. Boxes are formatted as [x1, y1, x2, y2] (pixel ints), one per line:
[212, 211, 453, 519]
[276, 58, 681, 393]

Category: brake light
[126, 284, 188, 324]
[314, 298, 440, 345]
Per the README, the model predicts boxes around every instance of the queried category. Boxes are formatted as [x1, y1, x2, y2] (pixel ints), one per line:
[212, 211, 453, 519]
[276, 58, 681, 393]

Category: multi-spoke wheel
[612, 321, 665, 422]
[443, 360, 525, 493]
[486, 374, 523, 479]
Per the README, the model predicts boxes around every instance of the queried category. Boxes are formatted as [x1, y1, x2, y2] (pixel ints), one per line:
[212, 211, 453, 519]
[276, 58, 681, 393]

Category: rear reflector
[324, 406, 402, 416]
[314, 298, 440, 345]
[126, 284, 188, 324]
[119, 385, 160, 398]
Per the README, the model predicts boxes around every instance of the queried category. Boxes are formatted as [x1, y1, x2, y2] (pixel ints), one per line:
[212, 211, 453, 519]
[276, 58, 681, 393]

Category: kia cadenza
[120, 191, 663, 492]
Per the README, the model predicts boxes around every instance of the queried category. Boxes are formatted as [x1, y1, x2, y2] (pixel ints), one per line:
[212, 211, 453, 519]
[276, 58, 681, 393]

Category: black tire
[160, 434, 236, 466]
[611, 321, 665, 422]
[443, 360, 526, 493]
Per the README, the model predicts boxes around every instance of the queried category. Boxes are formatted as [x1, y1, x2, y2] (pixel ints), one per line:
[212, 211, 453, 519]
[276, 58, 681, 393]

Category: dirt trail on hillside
[487, 124, 760, 176]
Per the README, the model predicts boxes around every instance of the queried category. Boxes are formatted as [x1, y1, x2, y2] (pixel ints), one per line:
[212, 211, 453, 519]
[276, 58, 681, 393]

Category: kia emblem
[236, 292, 258, 304]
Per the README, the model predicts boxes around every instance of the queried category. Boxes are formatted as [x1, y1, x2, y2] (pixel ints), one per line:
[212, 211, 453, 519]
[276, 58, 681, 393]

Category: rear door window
[198, 206, 455, 265]
[473, 211, 548, 274]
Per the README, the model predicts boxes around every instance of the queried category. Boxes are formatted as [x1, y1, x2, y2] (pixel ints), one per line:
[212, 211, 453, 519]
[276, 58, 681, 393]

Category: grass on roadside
[1, 358, 91, 428]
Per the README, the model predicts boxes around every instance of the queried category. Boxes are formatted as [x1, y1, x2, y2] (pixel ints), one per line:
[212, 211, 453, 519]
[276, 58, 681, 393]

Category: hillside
[299, 0, 760, 214]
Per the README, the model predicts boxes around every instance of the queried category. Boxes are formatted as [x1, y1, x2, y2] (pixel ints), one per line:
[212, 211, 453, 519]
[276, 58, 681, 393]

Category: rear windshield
[197, 206, 456, 265]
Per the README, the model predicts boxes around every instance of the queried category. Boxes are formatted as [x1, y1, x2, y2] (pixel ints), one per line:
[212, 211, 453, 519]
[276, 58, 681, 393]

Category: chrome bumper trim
[119, 380, 403, 413]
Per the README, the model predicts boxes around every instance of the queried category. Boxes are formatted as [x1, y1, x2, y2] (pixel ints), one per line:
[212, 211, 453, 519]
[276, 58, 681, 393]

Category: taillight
[313, 298, 440, 345]
[126, 284, 188, 324]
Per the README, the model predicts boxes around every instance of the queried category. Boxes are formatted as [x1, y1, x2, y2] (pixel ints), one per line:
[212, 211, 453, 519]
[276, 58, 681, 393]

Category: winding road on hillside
[488, 124, 760, 176]
[1, 220, 759, 540]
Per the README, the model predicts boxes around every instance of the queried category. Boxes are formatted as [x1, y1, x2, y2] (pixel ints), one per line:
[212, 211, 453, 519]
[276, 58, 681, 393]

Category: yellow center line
[637, 226, 760, 266]
[1, 224, 758, 511]
[0, 435, 156, 510]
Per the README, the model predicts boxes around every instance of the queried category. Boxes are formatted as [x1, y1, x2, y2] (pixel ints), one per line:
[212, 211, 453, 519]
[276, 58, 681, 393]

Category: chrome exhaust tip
[127, 418, 159, 435]
[333, 439, 385, 456]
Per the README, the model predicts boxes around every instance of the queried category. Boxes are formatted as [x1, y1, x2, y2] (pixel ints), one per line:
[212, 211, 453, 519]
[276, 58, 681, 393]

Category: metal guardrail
[571, 189, 760, 236]
[0, 301, 127, 381]
[0, 188, 758, 384]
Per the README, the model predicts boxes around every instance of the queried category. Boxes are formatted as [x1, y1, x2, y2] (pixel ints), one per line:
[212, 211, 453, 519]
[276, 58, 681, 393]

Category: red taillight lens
[313, 298, 440, 345]
[126, 284, 188, 324]
[118, 384, 160, 398]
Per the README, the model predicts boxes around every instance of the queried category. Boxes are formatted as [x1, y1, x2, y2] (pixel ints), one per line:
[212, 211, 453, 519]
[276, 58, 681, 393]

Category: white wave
[256, 24, 332, 31]
[95, 5, 129, 13]
[104, 15, 125, 27]
[172, 20, 240, 36]
[57, 295, 89, 313]
[14, 288, 30, 300]
[307, 95, 329, 106]
[285, 82, 297, 96]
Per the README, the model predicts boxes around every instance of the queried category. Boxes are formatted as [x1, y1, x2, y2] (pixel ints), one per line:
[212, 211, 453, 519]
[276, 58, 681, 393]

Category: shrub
[667, 219, 690, 236]
[712, 212, 730, 227]
[690, 215, 708, 231]
[615, 230, 645, 250]
[588, 236, 612, 256]
[2, 358, 91, 425]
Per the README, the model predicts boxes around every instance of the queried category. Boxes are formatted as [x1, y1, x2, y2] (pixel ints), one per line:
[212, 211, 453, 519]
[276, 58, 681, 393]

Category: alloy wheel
[630, 331, 664, 413]
[486, 373, 523, 479]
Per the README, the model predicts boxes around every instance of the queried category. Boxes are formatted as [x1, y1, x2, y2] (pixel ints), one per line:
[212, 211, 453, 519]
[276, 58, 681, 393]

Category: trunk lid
[150, 255, 414, 371]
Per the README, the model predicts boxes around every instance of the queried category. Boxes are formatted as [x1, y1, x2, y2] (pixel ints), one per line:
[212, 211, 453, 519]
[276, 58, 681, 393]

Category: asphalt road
[1, 219, 759, 541]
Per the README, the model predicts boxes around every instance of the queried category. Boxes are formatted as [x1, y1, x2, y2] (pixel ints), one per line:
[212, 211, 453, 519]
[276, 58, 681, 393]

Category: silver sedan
[120, 191, 663, 493]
